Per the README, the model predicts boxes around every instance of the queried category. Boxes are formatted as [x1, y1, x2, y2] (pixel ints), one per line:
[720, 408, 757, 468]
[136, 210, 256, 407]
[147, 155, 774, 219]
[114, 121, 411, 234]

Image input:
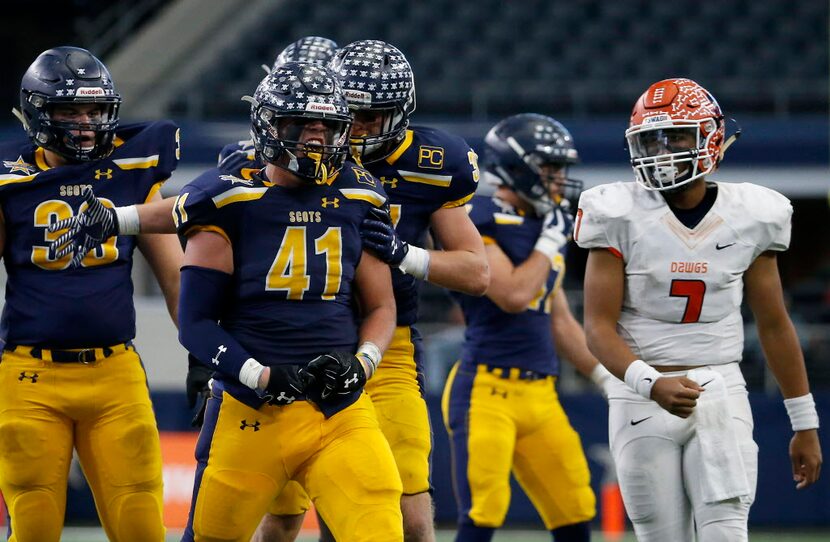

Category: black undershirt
[665, 184, 718, 229]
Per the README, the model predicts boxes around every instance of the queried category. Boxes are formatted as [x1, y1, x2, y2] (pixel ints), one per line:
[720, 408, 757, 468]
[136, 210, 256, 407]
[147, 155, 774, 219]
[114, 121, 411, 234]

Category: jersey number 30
[32, 199, 119, 270]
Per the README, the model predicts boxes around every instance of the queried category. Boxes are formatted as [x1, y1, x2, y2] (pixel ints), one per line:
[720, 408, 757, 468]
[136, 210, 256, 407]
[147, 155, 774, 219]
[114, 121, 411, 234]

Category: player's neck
[42, 148, 69, 168]
[662, 178, 707, 210]
[264, 163, 305, 188]
[496, 187, 534, 215]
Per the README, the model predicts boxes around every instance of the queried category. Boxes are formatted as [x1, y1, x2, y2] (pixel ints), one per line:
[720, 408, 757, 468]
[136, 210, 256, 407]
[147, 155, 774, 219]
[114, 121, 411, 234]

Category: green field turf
[56, 527, 830, 541]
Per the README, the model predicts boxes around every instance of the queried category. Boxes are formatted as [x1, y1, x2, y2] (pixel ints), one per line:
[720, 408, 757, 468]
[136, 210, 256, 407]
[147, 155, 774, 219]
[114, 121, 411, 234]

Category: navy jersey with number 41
[174, 161, 388, 403]
[454, 195, 566, 375]
[0, 121, 180, 348]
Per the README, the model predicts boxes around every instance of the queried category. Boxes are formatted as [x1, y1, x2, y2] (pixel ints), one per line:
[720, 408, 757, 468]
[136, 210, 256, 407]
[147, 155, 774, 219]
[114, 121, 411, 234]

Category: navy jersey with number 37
[454, 195, 566, 375]
[0, 121, 180, 347]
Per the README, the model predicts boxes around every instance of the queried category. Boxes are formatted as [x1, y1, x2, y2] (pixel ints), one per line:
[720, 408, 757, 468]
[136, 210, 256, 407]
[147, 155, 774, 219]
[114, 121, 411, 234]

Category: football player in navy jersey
[175, 62, 403, 542]
[443, 114, 612, 542]
[0, 46, 181, 541]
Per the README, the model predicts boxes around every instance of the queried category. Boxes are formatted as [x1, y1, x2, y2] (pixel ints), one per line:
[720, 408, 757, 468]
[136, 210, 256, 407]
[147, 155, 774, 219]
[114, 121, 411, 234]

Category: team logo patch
[321, 197, 340, 208]
[354, 168, 376, 187]
[18, 371, 39, 383]
[417, 146, 444, 170]
[94, 168, 113, 180]
[3, 156, 35, 175]
[240, 420, 261, 431]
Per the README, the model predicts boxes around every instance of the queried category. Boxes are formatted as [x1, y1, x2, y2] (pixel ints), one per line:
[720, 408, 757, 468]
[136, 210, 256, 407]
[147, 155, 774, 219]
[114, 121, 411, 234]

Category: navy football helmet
[331, 40, 415, 162]
[271, 36, 339, 72]
[19, 46, 121, 162]
[482, 113, 581, 215]
[249, 62, 352, 184]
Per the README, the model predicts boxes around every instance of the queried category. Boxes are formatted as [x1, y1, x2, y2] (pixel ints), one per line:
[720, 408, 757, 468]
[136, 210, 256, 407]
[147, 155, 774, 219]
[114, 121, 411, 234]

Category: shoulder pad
[174, 168, 267, 236]
[111, 120, 180, 178]
[721, 183, 792, 252]
[217, 139, 256, 165]
[336, 162, 388, 208]
[574, 182, 638, 249]
[409, 126, 480, 208]
[218, 146, 262, 180]
[467, 195, 499, 238]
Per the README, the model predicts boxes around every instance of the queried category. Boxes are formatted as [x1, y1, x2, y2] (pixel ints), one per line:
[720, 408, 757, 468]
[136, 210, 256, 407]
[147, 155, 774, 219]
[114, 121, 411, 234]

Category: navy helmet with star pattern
[249, 61, 353, 184]
[482, 113, 582, 215]
[272, 36, 339, 72]
[331, 40, 416, 163]
[19, 46, 121, 162]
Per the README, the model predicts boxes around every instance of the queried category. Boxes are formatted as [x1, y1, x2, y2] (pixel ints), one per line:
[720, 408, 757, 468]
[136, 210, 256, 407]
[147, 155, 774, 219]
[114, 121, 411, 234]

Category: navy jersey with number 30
[0, 121, 180, 347]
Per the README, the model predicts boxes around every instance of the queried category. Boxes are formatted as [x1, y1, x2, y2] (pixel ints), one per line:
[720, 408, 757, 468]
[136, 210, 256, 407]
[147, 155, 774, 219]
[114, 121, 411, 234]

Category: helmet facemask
[32, 99, 121, 162]
[349, 105, 408, 162]
[254, 104, 351, 184]
[626, 119, 719, 191]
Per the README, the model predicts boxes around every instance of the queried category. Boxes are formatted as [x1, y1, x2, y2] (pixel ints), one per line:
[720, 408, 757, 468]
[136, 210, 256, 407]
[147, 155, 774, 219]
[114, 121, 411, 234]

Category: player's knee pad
[7, 489, 64, 542]
[695, 498, 750, 542]
[0, 419, 64, 487]
[107, 491, 165, 542]
[93, 418, 162, 487]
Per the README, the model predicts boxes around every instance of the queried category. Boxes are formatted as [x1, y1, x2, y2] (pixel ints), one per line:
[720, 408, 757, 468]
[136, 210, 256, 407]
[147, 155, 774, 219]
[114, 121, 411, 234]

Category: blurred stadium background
[3, 0, 828, 538]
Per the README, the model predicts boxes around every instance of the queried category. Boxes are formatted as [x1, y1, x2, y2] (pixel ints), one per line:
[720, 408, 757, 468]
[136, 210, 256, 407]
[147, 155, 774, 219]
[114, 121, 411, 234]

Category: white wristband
[624, 359, 662, 400]
[114, 205, 141, 235]
[239, 358, 267, 391]
[534, 233, 565, 261]
[784, 393, 820, 432]
[398, 245, 430, 280]
[356, 341, 382, 379]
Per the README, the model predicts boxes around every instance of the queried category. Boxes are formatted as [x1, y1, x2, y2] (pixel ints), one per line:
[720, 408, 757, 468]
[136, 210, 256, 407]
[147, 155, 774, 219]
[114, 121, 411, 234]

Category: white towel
[687, 368, 751, 504]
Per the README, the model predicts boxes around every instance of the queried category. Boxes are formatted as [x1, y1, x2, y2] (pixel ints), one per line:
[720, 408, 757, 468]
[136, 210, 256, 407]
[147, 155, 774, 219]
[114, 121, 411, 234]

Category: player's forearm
[758, 318, 811, 398]
[357, 303, 396, 357]
[135, 197, 177, 234]
[426, 248, 489, 296]
[487, 252, 553, 313]
[583, 320, 640, 380]
[553, 315, 601, 378]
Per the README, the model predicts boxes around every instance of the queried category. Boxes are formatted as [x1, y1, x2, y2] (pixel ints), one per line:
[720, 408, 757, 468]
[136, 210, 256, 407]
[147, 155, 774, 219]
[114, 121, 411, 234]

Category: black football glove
[48, 186, 119, 268]
[360, 207, 408, 266]
[304, 351, 367, 401]
[186, 354, 213, 427]
[258, 364, 314, 406]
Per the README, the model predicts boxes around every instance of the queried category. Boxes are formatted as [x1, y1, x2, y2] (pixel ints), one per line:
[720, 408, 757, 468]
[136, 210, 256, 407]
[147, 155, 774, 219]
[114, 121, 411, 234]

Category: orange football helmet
[625, 78, 725, 191]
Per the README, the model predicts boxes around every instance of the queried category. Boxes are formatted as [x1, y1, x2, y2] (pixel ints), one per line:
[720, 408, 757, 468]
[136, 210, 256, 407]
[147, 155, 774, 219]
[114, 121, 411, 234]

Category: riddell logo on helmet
[343, 89, 372, 104]
[305, 102, 337, 113]
[76, 87, 105, 97]
[643, 114, 671, 124]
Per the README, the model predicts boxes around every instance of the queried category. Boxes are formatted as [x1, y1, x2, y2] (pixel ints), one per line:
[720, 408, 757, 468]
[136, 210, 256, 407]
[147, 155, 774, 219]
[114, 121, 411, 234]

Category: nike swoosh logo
[700, 379, 714, 387]
[643, 377, 653, 383]
[715, 242, 736, 250]
[630, 416, 652, 426]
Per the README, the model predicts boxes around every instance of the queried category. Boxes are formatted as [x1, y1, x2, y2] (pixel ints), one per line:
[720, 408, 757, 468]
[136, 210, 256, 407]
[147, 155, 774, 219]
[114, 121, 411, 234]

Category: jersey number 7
[669, 279, 706, 323]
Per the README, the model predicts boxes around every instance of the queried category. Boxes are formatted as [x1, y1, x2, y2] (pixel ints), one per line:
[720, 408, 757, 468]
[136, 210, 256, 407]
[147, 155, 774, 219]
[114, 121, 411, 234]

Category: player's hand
[304, 351, 366, 401]
[185, 355, 214, 427]
[360, 207, 408, 266]
[790, 429, 822, 489]
[534, 206, 574, 260]
[48, 186, 118, 268]
[649, 376, 704, 418]
[259, 364, 313, 405]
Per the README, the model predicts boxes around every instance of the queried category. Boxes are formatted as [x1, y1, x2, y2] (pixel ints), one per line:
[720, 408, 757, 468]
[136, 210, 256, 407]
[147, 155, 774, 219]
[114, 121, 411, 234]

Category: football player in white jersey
[576, 78, 822, 541]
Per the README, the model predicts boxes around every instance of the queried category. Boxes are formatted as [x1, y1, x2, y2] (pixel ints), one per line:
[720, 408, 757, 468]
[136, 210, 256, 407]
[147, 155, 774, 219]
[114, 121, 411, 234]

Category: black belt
[482, 364, 552, 381]
[4, 342, 133, 363]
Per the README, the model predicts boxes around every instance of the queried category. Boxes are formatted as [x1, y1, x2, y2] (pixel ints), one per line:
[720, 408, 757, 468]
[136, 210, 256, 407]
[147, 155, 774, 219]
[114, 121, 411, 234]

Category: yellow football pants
[0, 347, 164, 542]
[189, 390, 403, 541]
[442, 363, 596, 530]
